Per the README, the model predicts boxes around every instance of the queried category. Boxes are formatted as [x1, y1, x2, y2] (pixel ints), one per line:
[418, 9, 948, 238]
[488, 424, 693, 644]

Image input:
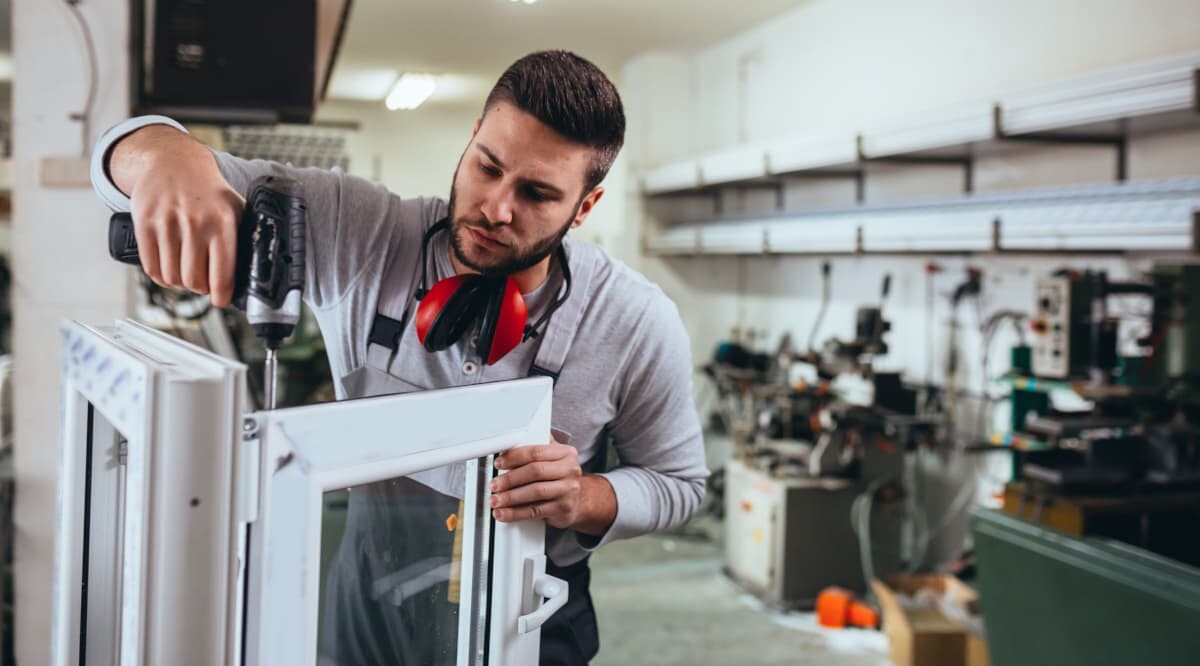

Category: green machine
[1010, 262, 1200, 487]
[971, 508, 1200, 666]
[976, 265, 1200, 665]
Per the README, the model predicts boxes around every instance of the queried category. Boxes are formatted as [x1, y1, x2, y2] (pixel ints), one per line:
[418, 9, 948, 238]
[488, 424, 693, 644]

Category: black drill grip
[108, 213, 141, 265]
[104, 175, 305, 311]
[107, 209, 252, 301]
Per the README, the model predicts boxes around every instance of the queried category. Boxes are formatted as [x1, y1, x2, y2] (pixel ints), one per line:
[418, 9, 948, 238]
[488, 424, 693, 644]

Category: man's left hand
[490, 438, 613, 532]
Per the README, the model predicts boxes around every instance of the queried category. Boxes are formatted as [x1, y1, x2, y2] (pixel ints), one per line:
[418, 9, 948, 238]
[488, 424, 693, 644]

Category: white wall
[685, 0, 1200, 153]
[12, 1, 133, 662]
[317, 99, 480, 198]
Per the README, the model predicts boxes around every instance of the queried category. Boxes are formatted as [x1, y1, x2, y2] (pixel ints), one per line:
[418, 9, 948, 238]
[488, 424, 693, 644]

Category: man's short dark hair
[484, 50, 626, 192]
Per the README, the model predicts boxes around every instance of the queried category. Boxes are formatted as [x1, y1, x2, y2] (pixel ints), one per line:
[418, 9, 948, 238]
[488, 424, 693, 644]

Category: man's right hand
[109, 125, 244, 308]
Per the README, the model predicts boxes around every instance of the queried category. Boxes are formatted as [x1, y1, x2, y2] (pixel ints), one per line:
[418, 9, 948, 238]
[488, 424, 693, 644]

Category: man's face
[448, 100, 602, 276]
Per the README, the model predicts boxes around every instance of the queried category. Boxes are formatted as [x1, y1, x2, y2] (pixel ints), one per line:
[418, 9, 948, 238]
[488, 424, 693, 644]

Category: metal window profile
[698, 222, 767, 254]
[645, 225, 701, 254]
[999, 199, 1200, 251]
[649, 178, 1200, 257]
[858, 101, 995, 158]
[997, 51, 1200, 135]
[641, 160, 702, 194]
[996, 178, 1200, 251]
[764, 215, 859, 254]
[765, 134, 859, 174]
[697, 145, 769, 185]
[860, 210, 994, 253]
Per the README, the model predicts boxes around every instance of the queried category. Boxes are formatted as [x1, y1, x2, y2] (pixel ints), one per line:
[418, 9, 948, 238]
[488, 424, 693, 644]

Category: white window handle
[517, 555, 569, 634]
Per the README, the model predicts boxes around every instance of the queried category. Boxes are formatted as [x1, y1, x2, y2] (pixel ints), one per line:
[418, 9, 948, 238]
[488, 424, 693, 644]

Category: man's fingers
[208, 229, 235, 308]
[491, 480, 573, 509]
[496, 443, 573, 469]
[493, 500, 563, 524]
[157, 215, 182, 287]
[491, 458, 579, 492]
[130, 205, 161, 283]
[180, 222, 209, 294]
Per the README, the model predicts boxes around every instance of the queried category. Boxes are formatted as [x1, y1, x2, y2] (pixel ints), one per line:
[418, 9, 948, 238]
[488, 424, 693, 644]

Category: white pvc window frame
[53, 321, 564, 665]
[52, 320, 247, 666]
[240, 378, 562, 666]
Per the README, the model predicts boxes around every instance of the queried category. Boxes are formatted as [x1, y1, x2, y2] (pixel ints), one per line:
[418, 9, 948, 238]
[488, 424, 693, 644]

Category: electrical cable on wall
[973, 309, 1028, 441]
[64, 0, 99, 157]
[807, 261, 831, 354]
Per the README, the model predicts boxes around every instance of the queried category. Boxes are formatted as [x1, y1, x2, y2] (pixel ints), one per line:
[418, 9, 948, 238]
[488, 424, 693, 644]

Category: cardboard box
[872, 574, 989, 666]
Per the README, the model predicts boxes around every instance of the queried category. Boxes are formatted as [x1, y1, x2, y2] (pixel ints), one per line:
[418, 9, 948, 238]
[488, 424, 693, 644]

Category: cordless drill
[107, 175, 307, 409]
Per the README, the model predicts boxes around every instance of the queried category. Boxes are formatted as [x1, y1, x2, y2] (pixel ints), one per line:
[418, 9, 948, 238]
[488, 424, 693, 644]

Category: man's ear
[571, 186, 605, 229]
[472, 117, 481, 137]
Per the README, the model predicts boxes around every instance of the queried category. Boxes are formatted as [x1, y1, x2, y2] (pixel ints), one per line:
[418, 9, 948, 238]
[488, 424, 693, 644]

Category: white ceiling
[327, 0, 808, 106]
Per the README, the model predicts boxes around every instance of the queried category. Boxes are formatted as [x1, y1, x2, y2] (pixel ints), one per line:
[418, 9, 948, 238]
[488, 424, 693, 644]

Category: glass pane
[81, 403, 127, 664]
[316, 458, 492, 666]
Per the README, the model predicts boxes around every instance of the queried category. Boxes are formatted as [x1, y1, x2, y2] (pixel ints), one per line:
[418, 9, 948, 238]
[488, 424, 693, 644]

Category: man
[91, 50, 707, 665]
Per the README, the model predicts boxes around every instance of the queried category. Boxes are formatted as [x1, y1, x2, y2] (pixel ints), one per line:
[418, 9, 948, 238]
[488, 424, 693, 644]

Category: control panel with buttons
[1032, 276, 1072, 378]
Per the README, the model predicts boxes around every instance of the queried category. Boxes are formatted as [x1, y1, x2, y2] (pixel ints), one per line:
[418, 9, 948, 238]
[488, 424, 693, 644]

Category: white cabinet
[52, 319, 560, 666]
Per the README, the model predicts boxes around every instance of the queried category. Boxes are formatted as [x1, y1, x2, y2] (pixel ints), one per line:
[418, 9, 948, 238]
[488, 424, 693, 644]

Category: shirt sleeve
[88, 114, 422, 310]
[209, 151, 412, 310]
[579, 293, 710, 550]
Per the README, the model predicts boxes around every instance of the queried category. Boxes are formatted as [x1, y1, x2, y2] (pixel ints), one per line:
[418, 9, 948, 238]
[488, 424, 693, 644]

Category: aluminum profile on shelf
[765, 134, 858, 174]
[858, 101, 995, 158]
[764, 214, 859, 254]
[698, 145, 768, 185]
[998, 181, 1200, 251]
[860, 210, 993, 252]
[997, 51, 1200, 135]
[645, 178, 1200, 257]
[645, 225, 700, 255]
[699, 223, 766, 254]
[641, 160, 702, 194]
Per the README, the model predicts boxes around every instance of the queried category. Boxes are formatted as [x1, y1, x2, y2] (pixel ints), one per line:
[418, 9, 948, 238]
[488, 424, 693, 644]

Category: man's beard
[447, 178, 580, 278]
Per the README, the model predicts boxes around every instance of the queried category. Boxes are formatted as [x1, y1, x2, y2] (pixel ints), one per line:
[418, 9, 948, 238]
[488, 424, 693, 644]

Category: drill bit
[264, 347, 278, 410]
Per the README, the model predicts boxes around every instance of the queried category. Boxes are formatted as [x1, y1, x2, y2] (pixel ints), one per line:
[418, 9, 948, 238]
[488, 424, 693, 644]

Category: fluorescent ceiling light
[386, 74, 437, 111]
[326, 66, 399, 101]
[510, 0, 538, 4]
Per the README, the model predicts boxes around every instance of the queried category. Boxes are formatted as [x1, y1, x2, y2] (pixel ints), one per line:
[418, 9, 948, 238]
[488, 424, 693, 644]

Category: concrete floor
[588, 518, 893, 666]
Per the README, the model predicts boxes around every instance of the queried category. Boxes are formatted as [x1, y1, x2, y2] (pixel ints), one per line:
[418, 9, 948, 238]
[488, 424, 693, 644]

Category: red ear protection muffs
[412, 219, 571, 365]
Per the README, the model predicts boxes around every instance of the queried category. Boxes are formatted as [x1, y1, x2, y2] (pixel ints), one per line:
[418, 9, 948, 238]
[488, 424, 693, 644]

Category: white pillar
[12, 1, 132, 661]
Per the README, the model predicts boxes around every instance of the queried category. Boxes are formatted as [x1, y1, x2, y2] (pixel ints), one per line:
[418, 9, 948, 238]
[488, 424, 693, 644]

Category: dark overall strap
[527, 240, 595, 383]
[364, 219, 450, 372]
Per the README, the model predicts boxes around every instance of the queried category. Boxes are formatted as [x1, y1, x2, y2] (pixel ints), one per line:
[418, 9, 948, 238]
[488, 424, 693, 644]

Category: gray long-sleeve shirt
[202, 150, 708, 564]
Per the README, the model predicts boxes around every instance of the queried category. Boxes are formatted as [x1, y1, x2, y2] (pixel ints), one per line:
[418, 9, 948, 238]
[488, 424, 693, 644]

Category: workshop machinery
[707, 268, 941, 608]
[974, 263, 1200, 666]
[1013, 264, 1200, 504]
